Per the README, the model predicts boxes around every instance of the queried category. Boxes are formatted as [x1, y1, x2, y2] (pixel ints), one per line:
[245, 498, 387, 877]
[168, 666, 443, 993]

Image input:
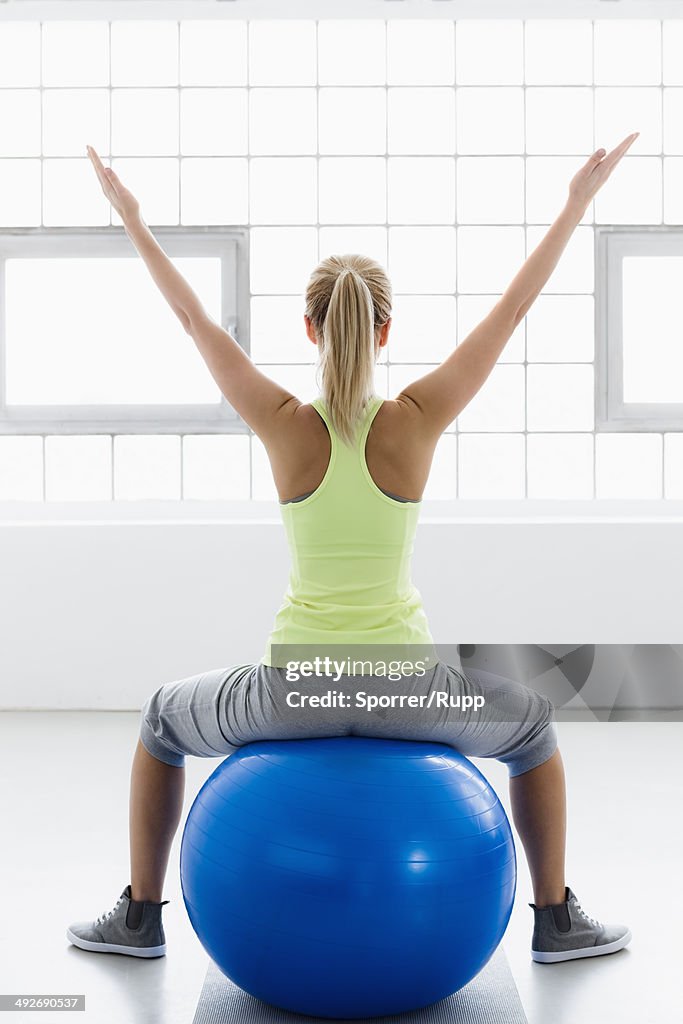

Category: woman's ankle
[130, 883, 164, 904]
[532, 884, 567, 908]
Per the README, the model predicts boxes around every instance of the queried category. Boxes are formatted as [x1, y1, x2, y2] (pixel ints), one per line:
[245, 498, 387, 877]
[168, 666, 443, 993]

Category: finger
[86, 144, 106, 172]
[86, 144, 115, 188]
[86, 144, 108, 187]
[585, 146, 607, 168]
[86, 145, 122, 202]
[605, 132, 639, 163]
[597, 132, 639, 173]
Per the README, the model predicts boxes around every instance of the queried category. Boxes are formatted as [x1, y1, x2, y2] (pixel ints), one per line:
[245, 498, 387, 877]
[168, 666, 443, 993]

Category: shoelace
[95, 895, 124, 926]
[573, 898, 603, 930]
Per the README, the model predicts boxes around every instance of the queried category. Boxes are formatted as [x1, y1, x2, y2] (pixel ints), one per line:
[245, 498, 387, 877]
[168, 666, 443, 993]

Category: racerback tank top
[261, 395, 437, 670]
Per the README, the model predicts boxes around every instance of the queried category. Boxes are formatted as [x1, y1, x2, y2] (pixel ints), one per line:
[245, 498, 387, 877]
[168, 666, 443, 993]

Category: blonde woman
[67, 136, 636, 966]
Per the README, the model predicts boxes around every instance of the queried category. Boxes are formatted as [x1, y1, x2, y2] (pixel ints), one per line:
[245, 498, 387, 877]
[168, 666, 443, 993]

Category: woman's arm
[397, 132, 639, 438]
[121, 215, 203, 333]
[86, 145, 213, 330]
[499, 132, 638, 324]
[86, 145, 299, 441]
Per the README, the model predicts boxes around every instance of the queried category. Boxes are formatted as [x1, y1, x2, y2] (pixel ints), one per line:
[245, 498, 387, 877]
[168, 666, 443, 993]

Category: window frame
[596, 225, 683, 433]
[0, 225, 251, 435]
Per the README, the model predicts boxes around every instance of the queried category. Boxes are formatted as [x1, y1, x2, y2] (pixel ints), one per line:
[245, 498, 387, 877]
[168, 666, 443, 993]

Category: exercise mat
[192, 945, 527, 1024]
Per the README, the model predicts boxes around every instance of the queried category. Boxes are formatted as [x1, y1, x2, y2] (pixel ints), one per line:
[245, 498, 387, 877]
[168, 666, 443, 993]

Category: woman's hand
[568, 132, 640, 211]
[86, 144, 141, 224]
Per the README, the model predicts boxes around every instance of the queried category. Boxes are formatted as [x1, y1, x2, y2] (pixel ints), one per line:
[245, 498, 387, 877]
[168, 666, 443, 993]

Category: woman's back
[261, 395, 437, 669]
[264, 393, 438, 505]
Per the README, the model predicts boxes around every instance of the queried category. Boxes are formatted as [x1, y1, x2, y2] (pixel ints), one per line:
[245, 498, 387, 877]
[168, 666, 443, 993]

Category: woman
[67, 135, 637, 966]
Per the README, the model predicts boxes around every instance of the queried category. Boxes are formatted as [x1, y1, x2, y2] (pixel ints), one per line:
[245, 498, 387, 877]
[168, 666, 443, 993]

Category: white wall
[2, 502, 682, 709]
[4, 2, 680, 22]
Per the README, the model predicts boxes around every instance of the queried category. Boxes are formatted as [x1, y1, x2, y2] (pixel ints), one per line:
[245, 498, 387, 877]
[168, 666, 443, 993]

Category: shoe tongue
[121, 884, 132, 900]
[565, 886, 576, 902]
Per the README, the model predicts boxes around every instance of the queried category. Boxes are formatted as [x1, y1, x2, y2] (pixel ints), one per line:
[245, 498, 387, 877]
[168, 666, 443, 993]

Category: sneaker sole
[66, 928, 166, 958]
[531, 929, 632, 963]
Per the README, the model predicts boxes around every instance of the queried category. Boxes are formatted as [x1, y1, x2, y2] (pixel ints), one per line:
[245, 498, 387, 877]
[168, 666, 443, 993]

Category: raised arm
[397, 132, 640, 439]
[86, 145, 298, 442]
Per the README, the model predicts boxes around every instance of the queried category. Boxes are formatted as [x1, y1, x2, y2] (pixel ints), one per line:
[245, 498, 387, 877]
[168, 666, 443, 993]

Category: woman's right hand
[568, 132, 640, 210]
[86, 144, 141, 224]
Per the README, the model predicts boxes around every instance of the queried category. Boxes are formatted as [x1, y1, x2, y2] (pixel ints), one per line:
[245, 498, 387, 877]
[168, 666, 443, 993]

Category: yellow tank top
[261, 395, 437, 673]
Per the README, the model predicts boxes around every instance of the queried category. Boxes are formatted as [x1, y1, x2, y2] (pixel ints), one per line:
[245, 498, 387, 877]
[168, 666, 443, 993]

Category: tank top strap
[356, 395, 384, 454]
[309, 395, 330, 429]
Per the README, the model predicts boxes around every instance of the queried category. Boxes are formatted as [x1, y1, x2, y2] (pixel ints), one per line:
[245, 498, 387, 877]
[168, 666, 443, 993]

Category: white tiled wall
[0, 16, 681, 501]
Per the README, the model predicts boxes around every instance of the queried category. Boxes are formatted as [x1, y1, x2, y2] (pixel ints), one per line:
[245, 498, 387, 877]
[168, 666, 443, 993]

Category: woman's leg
[128, 661, 345, 905]
[128, 659, 567, 909]
[130, 663, 259, 903]
[129, 738, 185, 903]
[354, 662, 566, 908]
[509, 747, 567, 908]
[127, 732, 568, 910]
[443, 665, 567, 908]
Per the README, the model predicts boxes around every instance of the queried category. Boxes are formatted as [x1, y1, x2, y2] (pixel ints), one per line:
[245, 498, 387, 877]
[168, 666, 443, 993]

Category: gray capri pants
[139, 660, 557, 778]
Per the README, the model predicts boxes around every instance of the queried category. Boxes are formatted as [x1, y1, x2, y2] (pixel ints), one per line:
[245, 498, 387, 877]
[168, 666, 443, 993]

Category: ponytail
[306, 255, 392, 448]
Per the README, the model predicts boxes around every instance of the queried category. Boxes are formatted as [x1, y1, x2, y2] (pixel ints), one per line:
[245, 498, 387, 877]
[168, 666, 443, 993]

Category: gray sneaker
[66, 885, 168, 958]
[530, 886, 631, 963]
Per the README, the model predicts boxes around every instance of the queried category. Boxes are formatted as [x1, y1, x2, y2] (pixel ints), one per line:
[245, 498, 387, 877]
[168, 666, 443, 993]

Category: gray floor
[1, 712, 682, 1024]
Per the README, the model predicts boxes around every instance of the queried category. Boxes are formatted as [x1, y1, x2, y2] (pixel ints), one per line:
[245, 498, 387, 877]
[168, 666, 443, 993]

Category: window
[0, 226, 248, 434]
[1, 12, 680, 502]
[596, 227, 683, 431]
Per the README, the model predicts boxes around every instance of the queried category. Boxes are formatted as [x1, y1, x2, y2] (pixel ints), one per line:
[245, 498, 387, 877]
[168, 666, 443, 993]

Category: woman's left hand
[86, 144, 141, 223]
[567, 132, 639, 211]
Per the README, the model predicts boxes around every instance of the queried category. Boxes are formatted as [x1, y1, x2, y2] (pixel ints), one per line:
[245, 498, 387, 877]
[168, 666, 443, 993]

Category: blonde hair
[306, 254, 392, 448]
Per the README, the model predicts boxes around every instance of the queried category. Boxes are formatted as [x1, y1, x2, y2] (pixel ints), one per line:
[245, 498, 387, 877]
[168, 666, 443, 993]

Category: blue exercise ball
[180, 737, 516, 1020]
